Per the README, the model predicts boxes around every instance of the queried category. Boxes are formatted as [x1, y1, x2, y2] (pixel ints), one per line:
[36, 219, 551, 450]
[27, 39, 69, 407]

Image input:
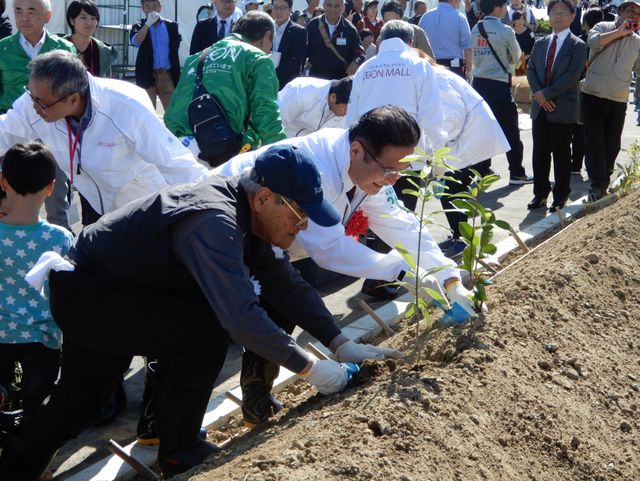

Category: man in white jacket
[215, 106, 480, 425]
[277, 76, 353, 137]
[0, 50, 208, 223]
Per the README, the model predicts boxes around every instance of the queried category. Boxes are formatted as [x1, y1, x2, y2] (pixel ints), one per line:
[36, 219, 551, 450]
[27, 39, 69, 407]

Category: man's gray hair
[29, 51, 89, 98]
[380, 19, 414, 44]
[40, 0, 52, 11]
[239, 169, 263, 194]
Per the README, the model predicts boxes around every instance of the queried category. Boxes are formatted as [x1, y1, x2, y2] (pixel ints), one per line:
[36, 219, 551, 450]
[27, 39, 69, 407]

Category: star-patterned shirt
[0, 221, 73, 350]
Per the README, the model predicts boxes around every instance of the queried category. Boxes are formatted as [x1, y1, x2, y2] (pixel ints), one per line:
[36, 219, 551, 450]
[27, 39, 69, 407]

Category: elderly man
[0, 145, 402, 480]
[306, 0, 365, 79]
[0, 50, 207, 221]
[419, 0, 473, 79]
[582, 0, 640, 202]
[216, 106, 481, 426]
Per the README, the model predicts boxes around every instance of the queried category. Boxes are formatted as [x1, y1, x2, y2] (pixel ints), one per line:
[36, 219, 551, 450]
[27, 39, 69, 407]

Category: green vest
[0, 32, 76, 112]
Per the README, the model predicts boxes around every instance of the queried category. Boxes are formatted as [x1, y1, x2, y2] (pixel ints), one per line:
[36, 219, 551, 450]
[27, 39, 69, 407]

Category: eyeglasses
[272, 4, 291, 10]
[23, 86, 71, 111]
[280, 196, 308, 228]
[548, 10, 571, 17]
[359, 141, 404, 178]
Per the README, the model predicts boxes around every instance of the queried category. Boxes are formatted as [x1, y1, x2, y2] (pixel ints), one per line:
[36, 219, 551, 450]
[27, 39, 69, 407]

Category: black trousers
[472, 77, 525, 177]
[571, 123, 584, 172]
[16, 269, 228, 462]
[0, 344, 60, 415]
[531, 110, 574, 201]
[582, 93, 628, 191]
[439, 166, 479, 239]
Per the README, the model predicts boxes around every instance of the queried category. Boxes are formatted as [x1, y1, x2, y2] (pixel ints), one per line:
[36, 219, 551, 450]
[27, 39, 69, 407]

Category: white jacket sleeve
[132, 104, 208, 184]
[362, 185, 460, 285]
[277, 84, 301, 138]
[295, 220, 411, 282]
[0, 95, 40, 154]
[417, 62, 448, 152]
[345, 70, 363, 127]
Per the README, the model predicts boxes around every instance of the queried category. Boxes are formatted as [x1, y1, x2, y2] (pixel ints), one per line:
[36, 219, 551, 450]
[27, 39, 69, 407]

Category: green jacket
[165, 33, 285, 149]
[64, 35, 118, 78]
[0, 31, 76, 112]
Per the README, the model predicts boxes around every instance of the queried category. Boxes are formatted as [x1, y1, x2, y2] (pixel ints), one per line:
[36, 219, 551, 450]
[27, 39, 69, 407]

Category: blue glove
[438, 302, 473, 327]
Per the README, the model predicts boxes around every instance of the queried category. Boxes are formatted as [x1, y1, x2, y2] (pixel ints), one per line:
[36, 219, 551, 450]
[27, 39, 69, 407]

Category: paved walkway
[52, 96, 640, 479]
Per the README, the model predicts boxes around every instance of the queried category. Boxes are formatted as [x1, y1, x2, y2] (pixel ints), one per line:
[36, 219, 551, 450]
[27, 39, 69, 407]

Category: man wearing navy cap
[0, 145, 402, 480]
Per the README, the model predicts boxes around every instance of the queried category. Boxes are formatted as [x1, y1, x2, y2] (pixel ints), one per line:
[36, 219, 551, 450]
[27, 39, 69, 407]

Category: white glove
[446, 281, 488, 318]
[25, 251, 75, 295]
[334, 340, 403, 363]
[300, 360, 348, 395]
[146, 11, 161, 26]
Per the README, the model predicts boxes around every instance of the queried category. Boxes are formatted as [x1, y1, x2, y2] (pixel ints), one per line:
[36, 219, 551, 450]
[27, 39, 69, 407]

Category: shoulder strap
[478, 21, 509, 75]
[585, 35, 623, 71]
[193, 47, 210, 97]
[318, 17, 347, 66]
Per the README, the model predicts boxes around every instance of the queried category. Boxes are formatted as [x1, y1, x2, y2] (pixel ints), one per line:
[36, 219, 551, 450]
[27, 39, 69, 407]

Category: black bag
[188, 48, 243, 168]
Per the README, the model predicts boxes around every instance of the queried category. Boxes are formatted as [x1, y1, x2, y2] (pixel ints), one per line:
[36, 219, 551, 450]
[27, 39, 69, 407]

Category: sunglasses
[280, 196, 308, 227]
[23, 86, 71, 111]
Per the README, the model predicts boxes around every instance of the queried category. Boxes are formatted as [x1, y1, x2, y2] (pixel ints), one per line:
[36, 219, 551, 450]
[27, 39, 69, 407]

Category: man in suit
[190, 0, 237, 55]
[306, 0, 365, 79]
[526, 0, 587, 212]
[272, 0, 308, 89]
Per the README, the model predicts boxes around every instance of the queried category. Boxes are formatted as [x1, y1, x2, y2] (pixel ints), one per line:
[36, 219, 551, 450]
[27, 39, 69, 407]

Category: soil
[176, 190, 640, 481]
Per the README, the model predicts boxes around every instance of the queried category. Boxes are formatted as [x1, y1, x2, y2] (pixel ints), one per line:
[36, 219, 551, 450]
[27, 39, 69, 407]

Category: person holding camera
[581, 0, 640, 202]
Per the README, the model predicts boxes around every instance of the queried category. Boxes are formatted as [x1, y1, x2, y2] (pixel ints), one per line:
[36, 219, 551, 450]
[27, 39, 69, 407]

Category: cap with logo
[251, 145, 341, 227]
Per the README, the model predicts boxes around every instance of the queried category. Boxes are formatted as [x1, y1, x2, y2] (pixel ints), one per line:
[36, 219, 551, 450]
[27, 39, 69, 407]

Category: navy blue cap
[251, 145, 341, 227]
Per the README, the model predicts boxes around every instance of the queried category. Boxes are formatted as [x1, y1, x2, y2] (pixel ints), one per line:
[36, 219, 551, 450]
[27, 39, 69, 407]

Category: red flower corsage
[345, 210, 369, 240]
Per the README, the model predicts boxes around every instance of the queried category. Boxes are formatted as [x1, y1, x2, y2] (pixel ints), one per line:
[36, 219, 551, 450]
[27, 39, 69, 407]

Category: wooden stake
[358, 299, 395, 337]
[555, 206, 566, 228]
[510, 229, 530, 252]
[478, 258, 498, 274]
[224, 391, 242, 407]
[305, 343, 330, 360]
[106, 440, 160, 481]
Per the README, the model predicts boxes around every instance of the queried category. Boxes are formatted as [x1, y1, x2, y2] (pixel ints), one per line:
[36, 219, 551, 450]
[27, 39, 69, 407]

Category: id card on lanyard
[66, 117, 83, 186]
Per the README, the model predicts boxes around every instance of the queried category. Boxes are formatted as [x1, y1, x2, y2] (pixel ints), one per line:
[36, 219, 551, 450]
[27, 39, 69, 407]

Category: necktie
[218, 19, 226, 39]
[544, 34, 558, 85]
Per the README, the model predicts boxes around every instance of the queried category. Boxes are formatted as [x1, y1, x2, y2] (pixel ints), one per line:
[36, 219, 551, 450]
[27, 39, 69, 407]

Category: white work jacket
[436, 67, 509, 169]
[277, 77, 345, 138]
[215, 128, 459, 285]
[0, 75, 208, 215]
[345, 37, 447, 153]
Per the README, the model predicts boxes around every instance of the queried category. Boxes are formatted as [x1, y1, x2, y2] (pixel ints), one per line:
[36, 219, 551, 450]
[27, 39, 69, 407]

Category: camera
[626, 20, 640, 30]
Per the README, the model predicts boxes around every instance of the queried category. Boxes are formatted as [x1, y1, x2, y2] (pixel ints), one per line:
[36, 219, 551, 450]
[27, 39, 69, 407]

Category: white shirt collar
[19, 30, 47, 59]
[216, 14, 233, 23]
[378, 37, 412, 54]
[551, 28, 571, 44]
[276, 19, 290, 32]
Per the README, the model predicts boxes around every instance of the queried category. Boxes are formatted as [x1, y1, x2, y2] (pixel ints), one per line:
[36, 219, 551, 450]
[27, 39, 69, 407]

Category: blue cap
[251, 145, 341, 227]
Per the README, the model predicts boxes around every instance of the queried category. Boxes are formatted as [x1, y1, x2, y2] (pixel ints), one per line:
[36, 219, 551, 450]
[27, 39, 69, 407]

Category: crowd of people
[0, 0, 638, 479]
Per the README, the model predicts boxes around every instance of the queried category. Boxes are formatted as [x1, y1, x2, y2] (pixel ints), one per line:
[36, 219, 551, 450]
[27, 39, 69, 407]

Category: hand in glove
[406, 272, 450, 309]
[146, 11, 161, 26]
[334, 339, 403, 363]
[439, 280, 487, 326]
[299, 360, 348, 395]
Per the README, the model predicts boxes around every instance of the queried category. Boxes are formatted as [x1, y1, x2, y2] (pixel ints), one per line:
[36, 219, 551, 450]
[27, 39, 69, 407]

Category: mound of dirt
[178, 191, 640, 481]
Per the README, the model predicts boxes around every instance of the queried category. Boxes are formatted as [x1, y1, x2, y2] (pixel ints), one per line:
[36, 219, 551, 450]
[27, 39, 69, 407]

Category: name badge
[336, 37, 347, 46]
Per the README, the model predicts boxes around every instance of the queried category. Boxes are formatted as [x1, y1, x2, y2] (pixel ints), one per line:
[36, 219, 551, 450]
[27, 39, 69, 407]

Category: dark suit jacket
[275, 21, 308, 90]
[130, 18, 181, 88]
[306, 15, 364, 80]
[526, 32, 587, 123]
[190, 17, 235, 55]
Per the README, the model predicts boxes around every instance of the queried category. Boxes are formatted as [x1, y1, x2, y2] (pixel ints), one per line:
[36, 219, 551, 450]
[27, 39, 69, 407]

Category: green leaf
[424, 287, 446, 304]
[480, 225, 493, 247]
[394, 242, 417, 271]
[458, 221, 474, 240]
[405, 302, 416, 319]
[480, 243, 497, 255]
[494, 219, 513, 231]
